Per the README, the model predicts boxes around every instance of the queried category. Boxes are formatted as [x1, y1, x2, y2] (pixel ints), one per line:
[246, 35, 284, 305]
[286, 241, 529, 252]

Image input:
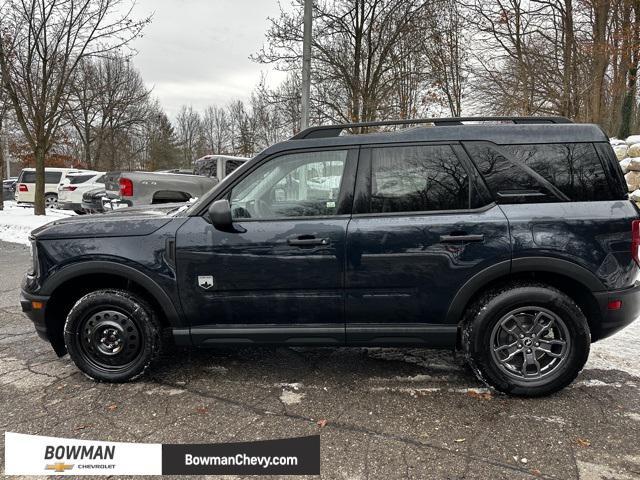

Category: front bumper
[593, 283, 640, 340]
[20, 289, 50, 342]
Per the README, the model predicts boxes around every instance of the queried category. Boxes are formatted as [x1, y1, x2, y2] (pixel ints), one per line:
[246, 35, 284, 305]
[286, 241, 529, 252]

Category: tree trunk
[560, 0, 574, 117]
[590, 0, 610, 124]
[618, 0, 640, 138]
[34, 146, 46, 216]
[0, 138, 4, 212]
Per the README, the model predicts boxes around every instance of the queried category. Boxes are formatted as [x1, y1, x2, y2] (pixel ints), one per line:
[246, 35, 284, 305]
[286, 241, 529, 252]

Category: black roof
[261, 118, 608, 157]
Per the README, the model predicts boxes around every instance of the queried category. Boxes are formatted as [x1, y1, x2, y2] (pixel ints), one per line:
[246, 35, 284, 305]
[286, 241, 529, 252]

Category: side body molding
[41, 261, 182, 326]
[511, 257, 605, 292]
[445, 257, 606, 324]
[445, 260, 511, 324]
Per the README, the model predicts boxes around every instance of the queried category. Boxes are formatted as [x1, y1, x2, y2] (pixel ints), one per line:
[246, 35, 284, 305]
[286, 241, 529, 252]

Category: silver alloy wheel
[490, 306, 571, 381]
[45, 194, 57, 208]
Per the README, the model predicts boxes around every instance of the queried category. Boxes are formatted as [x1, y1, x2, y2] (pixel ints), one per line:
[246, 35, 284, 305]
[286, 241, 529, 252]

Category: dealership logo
[45, 444, 115, 461]
[45, 462, 74, 473]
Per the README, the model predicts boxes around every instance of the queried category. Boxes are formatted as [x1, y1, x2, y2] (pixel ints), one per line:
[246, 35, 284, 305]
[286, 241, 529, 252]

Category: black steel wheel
[463, 282, 590, 397]
[64, 289, 162, 382]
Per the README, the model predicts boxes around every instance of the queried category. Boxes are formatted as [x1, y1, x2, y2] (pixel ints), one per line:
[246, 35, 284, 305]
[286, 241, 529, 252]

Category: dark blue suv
[20, 117, 640, 396]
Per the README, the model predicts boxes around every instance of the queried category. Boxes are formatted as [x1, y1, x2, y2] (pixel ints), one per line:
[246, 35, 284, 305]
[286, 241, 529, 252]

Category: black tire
[64, 289, 163, 382]
[463, 282, 590, 397]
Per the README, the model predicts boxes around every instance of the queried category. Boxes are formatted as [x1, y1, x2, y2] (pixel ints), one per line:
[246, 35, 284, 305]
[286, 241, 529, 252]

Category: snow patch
[280, 389, 304, 405]
[0, 202, 75, 245]
[624, 412, 640, 422]
[586, 318, 640, 379]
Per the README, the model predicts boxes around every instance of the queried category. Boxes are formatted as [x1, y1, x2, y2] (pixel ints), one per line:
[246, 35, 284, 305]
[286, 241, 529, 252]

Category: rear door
[175, 147, 358, 345]
[345, 143, 511, 345]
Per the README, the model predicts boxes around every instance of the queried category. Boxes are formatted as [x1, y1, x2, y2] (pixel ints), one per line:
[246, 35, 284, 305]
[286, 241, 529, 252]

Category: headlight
[28, 238, 38, 276]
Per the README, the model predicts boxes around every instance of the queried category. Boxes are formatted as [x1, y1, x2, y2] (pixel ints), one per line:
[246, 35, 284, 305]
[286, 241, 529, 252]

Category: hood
[31, 207, 176, 240]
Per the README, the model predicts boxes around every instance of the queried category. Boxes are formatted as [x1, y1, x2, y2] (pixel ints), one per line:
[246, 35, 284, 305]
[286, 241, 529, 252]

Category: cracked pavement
[1, 239, 639, 479]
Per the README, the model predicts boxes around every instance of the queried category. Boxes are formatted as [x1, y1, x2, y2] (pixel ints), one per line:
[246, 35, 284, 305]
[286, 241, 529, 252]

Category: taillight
[632, 220, 640, 264]
[18, 184, 28, 192]
[119, 177, 133, 197]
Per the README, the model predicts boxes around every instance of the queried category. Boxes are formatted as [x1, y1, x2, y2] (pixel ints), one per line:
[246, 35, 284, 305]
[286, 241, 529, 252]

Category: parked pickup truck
[105, 155, 247, 208]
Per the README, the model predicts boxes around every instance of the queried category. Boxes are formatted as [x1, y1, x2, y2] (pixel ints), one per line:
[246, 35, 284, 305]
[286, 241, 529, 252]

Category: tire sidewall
[64, 290, 161, 382]
[468, 286, 590, 396]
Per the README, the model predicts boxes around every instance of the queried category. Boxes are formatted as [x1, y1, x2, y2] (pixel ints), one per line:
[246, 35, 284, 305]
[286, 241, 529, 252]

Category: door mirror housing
[208, 199, 233, 230]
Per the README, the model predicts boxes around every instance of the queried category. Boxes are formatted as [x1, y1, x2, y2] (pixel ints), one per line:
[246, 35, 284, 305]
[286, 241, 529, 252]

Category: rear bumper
[57, 201, 82, 211]
[20, 289, 50, 342]
[593, 283, 640, 340]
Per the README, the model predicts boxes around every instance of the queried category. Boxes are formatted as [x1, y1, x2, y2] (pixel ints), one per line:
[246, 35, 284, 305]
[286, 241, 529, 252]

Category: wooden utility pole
[300, 0, 312, 130]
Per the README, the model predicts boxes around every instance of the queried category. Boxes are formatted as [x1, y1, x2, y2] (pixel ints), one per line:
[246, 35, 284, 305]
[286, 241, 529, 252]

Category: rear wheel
[45, 193, 58, 209]
[463, 283, 590, 397]
[64, 289, 162, 382]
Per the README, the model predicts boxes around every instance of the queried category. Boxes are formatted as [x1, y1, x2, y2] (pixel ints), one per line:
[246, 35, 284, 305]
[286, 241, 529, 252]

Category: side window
[502, 143, 612, 201]
[224, 160, 244, 177]
[368, 145, 472, 213]
[230, 150, 348, 219]
[466, 142, 613, 202]
[464, 143, 555, 203]
[45, 172, 62, 183]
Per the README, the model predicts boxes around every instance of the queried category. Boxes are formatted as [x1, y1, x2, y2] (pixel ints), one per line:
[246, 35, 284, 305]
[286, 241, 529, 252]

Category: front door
[176, 148, 357, 345]
[345, 143, 511, 346]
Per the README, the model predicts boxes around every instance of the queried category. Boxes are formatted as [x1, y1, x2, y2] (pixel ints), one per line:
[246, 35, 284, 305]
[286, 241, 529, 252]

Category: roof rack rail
[291, 116, 573, 140]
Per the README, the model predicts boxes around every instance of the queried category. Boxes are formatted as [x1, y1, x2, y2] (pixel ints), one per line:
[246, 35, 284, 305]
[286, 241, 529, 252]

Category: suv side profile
[20, 117, 640, 397]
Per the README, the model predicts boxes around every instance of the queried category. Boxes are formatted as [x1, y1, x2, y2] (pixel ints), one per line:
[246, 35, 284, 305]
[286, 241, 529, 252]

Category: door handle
[287, 235, 330, 247]
[439, 233, 484, 243]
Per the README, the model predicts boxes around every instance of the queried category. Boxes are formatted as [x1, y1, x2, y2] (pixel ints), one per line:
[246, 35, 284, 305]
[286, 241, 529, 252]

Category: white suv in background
[58, 172, 105, 214]
[15, 168, 91, 208]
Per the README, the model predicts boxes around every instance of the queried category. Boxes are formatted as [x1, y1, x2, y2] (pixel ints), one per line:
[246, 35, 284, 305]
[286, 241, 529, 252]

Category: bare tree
[175, 105, 203, 166]
[255, 0, 432, 124]
[66, 54, 150, 171]
[0, 0, 150, 214]
[202, 105, 230, 155]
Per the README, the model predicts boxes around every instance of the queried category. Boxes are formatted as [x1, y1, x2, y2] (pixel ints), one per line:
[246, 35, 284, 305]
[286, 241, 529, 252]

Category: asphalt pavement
[1, 239, 639, 479]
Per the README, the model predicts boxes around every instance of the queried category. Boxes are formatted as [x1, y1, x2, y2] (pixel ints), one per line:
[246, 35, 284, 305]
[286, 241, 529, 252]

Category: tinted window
[466, 142, 613, 202]
[19, 171, 63, 184]
[464, 143, 554, 203]
[230, 150, 347, 219]
[224, 160, 245, 177]
[503, 143, 611, 201]
[368, 145, 471, 213]
[68, 174, 95, 184]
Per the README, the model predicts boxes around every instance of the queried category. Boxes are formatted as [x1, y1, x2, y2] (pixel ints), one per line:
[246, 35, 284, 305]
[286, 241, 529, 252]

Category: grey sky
[129, 0, 289, 118]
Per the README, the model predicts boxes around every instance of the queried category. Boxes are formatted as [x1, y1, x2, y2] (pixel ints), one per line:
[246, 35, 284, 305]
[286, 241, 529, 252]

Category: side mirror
[208, 199, 233, 230]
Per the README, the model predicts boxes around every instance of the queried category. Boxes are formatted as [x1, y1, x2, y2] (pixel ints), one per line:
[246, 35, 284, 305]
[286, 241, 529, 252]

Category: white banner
[4, 432, 162, 476]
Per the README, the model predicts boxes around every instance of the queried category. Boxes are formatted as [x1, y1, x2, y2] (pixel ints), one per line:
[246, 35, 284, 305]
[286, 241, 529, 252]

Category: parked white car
[58, 171, 104, 213]
[15, 168, 91, 208]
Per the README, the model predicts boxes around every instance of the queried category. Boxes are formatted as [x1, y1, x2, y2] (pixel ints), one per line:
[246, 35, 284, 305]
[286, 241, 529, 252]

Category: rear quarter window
[465, 142, 615, 202]
[68, 174, 96, 184]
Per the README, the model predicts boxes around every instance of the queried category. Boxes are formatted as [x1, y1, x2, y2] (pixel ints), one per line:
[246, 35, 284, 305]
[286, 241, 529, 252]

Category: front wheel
[463, 283, 590, 397]
[64, 289, 163, 382]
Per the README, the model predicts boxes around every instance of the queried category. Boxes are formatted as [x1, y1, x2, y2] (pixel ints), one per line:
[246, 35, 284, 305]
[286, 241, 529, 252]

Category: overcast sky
[129, 0, 289, 118]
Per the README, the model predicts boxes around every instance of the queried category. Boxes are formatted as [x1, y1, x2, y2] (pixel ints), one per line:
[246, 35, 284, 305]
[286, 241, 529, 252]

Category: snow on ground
[0, 201, 75, 246]
[587, 316, 640, 378]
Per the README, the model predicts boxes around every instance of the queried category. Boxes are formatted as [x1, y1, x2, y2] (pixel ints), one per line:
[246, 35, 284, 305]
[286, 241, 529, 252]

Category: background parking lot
[1, 239, 639, 479]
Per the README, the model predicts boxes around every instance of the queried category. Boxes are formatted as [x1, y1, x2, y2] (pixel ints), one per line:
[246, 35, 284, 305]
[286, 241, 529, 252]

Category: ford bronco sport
[20, 117, 640, 396]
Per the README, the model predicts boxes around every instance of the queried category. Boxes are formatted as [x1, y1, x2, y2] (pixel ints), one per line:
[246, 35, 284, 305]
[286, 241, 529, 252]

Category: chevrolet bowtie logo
[45, 462, 74, 472]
